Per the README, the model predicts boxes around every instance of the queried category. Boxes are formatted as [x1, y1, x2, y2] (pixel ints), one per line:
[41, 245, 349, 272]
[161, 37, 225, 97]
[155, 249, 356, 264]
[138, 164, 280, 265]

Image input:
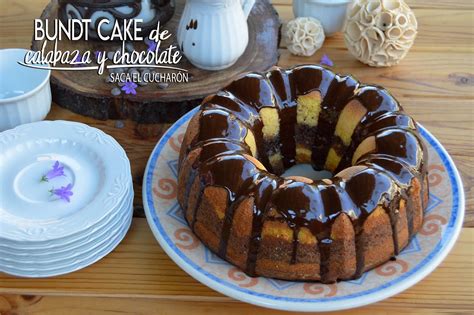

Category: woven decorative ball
[343, 0, 418, 67]
[283, 17, 325, 57]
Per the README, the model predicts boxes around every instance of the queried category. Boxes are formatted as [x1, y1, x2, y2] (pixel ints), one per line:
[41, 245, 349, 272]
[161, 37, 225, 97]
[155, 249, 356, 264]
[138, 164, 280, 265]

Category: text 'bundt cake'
[177, 65, 429, 283]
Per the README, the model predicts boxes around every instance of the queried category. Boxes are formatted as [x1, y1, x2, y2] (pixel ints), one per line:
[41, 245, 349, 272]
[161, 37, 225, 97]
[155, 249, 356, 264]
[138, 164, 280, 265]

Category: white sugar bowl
[0, 48, 51, 131]
[293, 0, 353, 36]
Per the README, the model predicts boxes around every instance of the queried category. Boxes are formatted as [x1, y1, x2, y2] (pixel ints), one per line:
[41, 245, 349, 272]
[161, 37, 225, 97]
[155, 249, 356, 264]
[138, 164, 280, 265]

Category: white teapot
[177, 0, 255, 70]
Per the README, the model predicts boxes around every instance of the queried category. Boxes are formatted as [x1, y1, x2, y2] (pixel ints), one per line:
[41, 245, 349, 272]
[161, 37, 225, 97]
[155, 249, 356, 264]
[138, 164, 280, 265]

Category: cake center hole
[281, 164, 333, 181]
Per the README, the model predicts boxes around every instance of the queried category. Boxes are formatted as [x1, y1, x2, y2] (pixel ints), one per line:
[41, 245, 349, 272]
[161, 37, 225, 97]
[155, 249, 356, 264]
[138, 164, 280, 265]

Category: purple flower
[50, 184, 74, 203]
[73, 53, 84, 67]
[41, 161, 65, 182]
[145, 38, 158, 52]
[320, 54, 334, 67]
[121, 81, 138, 95]
[94, 50, 103, 60]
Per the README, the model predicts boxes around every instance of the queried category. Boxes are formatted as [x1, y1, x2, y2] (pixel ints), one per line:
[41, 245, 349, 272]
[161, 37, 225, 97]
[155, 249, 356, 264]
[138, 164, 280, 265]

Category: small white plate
[143, 108, 465, 312]
[0, 194, 133, 278]
[0, 120, 131, 242]
[0, 184, 133, 252]
[0, 202, 131, 269]
[0, 185, 133, 260]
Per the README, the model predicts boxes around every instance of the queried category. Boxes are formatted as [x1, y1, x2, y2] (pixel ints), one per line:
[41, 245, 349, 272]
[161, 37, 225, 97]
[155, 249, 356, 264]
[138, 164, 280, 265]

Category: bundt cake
[177, 65, 429, 283]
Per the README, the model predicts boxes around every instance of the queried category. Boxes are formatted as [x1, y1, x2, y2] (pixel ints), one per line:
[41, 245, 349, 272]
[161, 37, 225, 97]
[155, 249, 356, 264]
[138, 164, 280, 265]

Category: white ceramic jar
[177, 0, 255, 70]
[0, 49, 51, 131]
[293, 0, 353, 36]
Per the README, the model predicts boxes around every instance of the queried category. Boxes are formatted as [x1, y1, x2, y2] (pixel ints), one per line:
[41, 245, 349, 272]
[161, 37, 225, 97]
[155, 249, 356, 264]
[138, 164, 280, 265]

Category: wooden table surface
[0, 0, 473, 314]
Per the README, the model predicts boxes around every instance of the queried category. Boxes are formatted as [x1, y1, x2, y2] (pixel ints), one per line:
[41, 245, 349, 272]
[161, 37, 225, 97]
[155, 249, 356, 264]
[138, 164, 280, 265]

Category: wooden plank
[278, 49, 474, 98]
[0, 218, 472, 307]
[1, 294, 473, 315]
[276, 7, 474, 53]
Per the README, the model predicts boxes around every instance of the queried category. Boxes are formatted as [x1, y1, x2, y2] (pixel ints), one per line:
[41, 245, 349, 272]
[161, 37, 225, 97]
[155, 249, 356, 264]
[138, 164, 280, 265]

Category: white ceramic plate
[0, 185, 133, 252]
[0, 186, 133, 260]
[0, 120, 131, 242]
[0, 195, 133, 278]
[143, 108, 465, 312]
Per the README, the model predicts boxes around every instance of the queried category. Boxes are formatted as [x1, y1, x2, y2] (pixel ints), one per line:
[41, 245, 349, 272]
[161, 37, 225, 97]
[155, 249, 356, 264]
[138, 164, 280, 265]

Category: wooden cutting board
[32, 0, 280, 123]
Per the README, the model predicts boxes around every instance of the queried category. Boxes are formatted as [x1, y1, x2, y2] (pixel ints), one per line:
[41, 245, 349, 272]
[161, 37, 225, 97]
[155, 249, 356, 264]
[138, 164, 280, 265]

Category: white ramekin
[293, 0, 353, 36]
[0, 48, 51, 132]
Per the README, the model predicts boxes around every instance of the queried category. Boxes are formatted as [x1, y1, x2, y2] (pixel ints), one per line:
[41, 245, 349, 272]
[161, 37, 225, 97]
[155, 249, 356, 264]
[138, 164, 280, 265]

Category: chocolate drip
[179, 65, 429, 283]
[290, 225, 300, 265]
[197, 109, 247, 143]
[279, 106, 297, 168]
[245, 204, 266, 276]
[318, 185, 342, 282]
[220, 80, 276, 172]
[218, 196, 239, 259]
[225, 73, 276, 110]
[204, 92, 260, 127]
[405, 189, 415, 238]
[387, 196, 401, 255]
[192, 140, 248, 162]
[288, 66, 336, 169]
[268, 69, 298, 168]
[312, 75, 359, 169]
[339, 166, 400, 279]
[337, 113, 417, 172]
[354, 228, 366, 278]
[268, 179, 337, 280]
[319, 239, 333, 282]
[245, 175, 280, 276]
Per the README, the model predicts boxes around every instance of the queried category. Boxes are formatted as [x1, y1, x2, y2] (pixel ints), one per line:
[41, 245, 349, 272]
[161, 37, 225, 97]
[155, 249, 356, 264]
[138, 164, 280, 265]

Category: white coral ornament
[344, 0, 418, 67]
[284, 17, 325, 57]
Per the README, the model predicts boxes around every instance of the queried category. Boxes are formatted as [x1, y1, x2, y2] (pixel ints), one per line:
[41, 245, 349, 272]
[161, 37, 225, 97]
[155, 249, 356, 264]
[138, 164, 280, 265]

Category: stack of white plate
[0, 120, 133, 277]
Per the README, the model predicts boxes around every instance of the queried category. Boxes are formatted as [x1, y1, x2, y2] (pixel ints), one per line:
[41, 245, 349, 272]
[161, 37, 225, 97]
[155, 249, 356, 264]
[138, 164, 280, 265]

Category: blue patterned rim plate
[142, 107, 465, 312]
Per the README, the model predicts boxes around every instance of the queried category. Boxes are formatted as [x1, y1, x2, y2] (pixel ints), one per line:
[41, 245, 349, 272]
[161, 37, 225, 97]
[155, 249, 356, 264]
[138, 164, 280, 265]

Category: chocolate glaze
[179, 65, 428, 283]
[268, 69, 297, 168]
